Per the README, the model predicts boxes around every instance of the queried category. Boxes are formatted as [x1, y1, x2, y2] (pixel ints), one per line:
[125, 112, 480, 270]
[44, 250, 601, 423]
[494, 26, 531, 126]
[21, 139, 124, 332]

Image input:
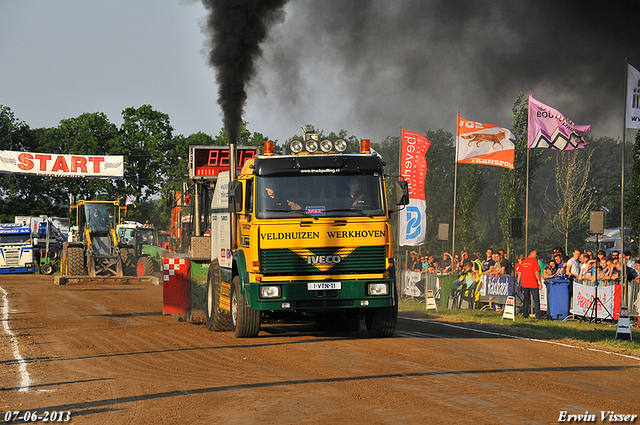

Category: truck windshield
[255, 174, 386, 219]
[0, 233, 30, 244]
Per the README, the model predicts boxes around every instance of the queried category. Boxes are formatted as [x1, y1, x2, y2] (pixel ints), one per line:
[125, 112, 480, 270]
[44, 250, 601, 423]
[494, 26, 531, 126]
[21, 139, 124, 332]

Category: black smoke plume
[201, 0, 289, 145]
[250, 0, 640, 141]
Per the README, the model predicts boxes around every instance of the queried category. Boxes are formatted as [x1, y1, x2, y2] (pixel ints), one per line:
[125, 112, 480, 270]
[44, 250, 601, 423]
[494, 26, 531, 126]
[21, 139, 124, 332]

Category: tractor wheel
[40, 263, 54, 276]
[67, 246, 86, 276]
[205, 260, 231, 332]
[120, 248, 137, 276]
[47, 247, 60, 261]
[137, 256, 155, 277]
[230, 276, 260, 338]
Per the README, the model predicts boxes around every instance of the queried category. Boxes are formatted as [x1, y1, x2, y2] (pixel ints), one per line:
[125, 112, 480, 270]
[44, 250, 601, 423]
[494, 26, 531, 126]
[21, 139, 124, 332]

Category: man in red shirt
[518, 249, 543, 319]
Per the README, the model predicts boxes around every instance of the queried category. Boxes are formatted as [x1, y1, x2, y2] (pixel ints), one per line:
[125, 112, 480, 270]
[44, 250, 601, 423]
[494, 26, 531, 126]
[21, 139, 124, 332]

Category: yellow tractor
[61, 200, 125, 277]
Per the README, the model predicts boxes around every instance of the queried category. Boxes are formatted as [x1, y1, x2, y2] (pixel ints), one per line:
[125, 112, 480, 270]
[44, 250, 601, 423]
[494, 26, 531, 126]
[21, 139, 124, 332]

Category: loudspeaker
[437, 223, 449, 241]
[590, 211, 604, 235]
[508, 218, 522, 239]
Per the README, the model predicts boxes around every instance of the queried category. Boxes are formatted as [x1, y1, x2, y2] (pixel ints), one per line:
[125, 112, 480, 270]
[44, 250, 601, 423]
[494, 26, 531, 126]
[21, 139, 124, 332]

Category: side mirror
[228, 181, 244, 212]
[395, 180, 409, 205]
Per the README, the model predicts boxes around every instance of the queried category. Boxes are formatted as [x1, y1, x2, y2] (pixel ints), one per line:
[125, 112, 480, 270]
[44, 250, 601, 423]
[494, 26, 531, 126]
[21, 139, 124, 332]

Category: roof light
[334, 139, 347, 152]
[360, 138, 371, 154]
[290, 140, 303, 153]
[305, 140, 318, 153]
[264, 140, 274, 155]
[320, 139, 332, 152]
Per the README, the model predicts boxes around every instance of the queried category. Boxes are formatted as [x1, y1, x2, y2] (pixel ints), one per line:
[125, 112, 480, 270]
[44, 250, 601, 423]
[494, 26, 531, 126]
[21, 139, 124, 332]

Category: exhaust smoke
[201, 0, 289, 145]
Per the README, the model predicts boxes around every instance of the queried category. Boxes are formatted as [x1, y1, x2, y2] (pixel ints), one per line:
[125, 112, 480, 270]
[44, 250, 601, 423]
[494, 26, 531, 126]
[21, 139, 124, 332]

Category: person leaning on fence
[518, 249, 543, 319]
[409, 251, 422, 272]
[449, 262, 474, 302]
[578, 255, 597, 284]
[489, 253, 503, 278]
[565, 248, 581, 281]
[498, 249, 513, 275]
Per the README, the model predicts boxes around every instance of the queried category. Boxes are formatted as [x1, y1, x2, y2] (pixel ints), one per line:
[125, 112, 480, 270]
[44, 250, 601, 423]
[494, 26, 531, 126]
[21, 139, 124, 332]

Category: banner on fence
[481, 274, 517, 298]
[570, 282, 621, 320]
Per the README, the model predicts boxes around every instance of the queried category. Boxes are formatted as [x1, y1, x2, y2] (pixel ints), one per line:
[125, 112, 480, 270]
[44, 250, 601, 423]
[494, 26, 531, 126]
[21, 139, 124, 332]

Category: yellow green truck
[205, 127, 408, 338]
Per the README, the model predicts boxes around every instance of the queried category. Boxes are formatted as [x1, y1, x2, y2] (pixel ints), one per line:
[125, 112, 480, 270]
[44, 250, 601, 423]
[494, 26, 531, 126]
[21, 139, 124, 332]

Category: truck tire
[67, 246, 86, 276]
[47, 247, 60, 261]
[230, 276, 260, 338]
[121, 248, 137, 276]
[365, 303, 398, 338]
[205, 261, 231, 332]
[40, 263, 54, 275]
[137, 256, 154, 277]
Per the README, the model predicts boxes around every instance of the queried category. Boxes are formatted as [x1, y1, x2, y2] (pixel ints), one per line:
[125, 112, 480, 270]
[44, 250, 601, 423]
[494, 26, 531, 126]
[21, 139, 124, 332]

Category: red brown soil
[1, 274, 639, 424]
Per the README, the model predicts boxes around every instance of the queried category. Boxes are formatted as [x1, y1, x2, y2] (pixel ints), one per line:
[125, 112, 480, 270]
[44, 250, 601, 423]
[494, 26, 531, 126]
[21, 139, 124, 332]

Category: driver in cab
[343, 177, 368, 208]
[264, 182, 300, 211]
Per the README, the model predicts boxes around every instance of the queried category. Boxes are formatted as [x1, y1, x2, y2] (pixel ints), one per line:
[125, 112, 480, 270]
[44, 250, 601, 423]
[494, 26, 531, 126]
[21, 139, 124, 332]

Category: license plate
[307, 282, 341, 290]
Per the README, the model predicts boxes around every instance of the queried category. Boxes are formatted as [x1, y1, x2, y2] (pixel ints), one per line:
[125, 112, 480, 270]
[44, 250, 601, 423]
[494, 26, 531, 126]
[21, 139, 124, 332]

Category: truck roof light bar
[264, 140, 275, 156]
[320, 139, 332, 153]
[360, 139, 371, 154]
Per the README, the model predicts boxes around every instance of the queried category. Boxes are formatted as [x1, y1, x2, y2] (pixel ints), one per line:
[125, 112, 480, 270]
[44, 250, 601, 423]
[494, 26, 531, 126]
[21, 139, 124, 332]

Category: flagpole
[452, 113, 459, 259]
[621, 58, 628, 306]
[525, 91, 531, 254]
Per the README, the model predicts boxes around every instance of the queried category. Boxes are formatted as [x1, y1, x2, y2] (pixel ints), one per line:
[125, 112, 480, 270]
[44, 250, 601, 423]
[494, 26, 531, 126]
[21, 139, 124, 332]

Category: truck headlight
[367, 283, 389, 296]
[260, 285, 281, 299]
[290, 140, 303, 153]
[320, 139, 332, 152]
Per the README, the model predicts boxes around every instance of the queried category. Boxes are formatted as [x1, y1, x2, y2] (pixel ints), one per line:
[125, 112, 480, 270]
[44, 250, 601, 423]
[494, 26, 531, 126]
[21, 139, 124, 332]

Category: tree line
[1, 98, 639, 258]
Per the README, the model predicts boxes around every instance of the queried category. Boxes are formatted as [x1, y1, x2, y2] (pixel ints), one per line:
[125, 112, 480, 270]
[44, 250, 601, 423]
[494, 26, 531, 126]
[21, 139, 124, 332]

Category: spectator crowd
[408, 246, 636, 286]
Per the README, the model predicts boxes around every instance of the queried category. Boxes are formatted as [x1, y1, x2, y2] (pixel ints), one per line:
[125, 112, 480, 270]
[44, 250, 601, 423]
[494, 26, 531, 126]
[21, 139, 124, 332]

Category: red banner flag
[399, 129, 430, 246]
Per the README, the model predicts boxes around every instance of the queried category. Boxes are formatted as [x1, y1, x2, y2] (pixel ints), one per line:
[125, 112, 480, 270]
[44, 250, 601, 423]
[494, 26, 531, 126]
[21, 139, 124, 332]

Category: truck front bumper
[245, 278, 396, 311]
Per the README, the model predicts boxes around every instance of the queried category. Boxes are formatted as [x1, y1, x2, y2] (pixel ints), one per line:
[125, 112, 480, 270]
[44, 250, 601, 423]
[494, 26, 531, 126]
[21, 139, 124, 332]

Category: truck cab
[207, 127, 409, 338]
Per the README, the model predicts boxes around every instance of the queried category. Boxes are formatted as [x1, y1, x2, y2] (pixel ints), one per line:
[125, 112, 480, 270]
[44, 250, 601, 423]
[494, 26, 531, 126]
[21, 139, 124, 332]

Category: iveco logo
[307, 255, 342, 265]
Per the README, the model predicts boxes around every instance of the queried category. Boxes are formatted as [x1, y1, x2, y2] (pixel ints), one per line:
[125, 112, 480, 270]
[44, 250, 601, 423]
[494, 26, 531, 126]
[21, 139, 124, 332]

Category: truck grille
[260, 246, 386, 276]
[3, 249, 20, 265]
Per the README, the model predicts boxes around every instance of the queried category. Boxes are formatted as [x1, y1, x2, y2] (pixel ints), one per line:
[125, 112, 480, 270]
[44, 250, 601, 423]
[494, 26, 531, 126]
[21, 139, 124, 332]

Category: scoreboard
[189, 146, 258, 179]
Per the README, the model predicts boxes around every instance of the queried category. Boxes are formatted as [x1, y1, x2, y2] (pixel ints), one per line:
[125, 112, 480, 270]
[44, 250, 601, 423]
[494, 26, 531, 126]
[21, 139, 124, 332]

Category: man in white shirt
[565, 248, 581, 280]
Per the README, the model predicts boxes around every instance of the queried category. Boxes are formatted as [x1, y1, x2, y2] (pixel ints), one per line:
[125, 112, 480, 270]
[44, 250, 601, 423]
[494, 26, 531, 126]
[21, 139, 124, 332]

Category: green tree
[53, 112, 122, 201]
[457, 164, 484, 252]
[423, 129, 455, 255]
[543, 150, 594, 253]
[627, 131, 640, 251]
[119, 105, 175, 204]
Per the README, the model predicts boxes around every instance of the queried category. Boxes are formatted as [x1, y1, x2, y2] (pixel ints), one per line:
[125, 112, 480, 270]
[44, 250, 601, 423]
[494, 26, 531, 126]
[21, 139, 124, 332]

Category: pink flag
[528, 96, 590, 150]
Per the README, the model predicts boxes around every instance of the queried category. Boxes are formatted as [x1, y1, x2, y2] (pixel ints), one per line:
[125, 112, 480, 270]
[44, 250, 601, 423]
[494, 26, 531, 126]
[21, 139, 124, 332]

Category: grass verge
[399, 300, 640, 356]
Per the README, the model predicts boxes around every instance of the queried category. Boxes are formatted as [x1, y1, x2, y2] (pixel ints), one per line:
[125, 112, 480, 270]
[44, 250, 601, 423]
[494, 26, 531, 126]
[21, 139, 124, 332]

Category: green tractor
[117, 221, 166, 277]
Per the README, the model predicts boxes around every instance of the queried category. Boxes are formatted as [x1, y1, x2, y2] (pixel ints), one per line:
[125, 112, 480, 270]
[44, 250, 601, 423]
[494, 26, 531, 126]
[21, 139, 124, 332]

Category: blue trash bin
[546, 278, 570, 320]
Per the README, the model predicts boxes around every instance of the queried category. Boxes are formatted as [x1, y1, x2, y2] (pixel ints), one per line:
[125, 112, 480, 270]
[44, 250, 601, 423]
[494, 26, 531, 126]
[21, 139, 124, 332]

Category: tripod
[586, 235, 612, 323]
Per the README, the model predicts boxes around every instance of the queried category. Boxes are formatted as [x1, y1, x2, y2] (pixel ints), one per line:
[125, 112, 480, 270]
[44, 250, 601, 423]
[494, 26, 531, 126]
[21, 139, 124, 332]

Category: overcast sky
[2, 0, 640, 145]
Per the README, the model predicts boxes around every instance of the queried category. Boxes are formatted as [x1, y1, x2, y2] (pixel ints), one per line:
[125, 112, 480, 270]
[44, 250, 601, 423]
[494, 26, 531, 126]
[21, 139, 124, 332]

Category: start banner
[0, 150, 124, 179]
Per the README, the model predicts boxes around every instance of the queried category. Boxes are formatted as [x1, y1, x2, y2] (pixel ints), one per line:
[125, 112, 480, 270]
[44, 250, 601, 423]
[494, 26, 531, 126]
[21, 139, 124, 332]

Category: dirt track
[1, 274, 640, 425]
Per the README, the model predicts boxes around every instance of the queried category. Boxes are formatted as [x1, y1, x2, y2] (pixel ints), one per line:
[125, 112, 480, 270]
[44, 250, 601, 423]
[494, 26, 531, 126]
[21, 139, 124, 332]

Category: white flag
[126, 195, 135, 206]
[626, 63, 640, 129]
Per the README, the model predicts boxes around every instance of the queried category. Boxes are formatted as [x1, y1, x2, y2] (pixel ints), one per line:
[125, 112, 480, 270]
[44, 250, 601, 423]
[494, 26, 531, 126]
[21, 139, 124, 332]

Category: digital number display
[190, 147, 257, 178]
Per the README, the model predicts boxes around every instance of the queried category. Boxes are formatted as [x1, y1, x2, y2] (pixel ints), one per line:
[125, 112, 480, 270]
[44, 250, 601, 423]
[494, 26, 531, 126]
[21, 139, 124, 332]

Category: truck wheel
[137, 256, 154, 277]
[206, 260, 231, 332]
[40, 263, 54, 275]
[365, 303, 398, 338]
[67, 246, 86, 275]
[230, 276, 260, 338]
